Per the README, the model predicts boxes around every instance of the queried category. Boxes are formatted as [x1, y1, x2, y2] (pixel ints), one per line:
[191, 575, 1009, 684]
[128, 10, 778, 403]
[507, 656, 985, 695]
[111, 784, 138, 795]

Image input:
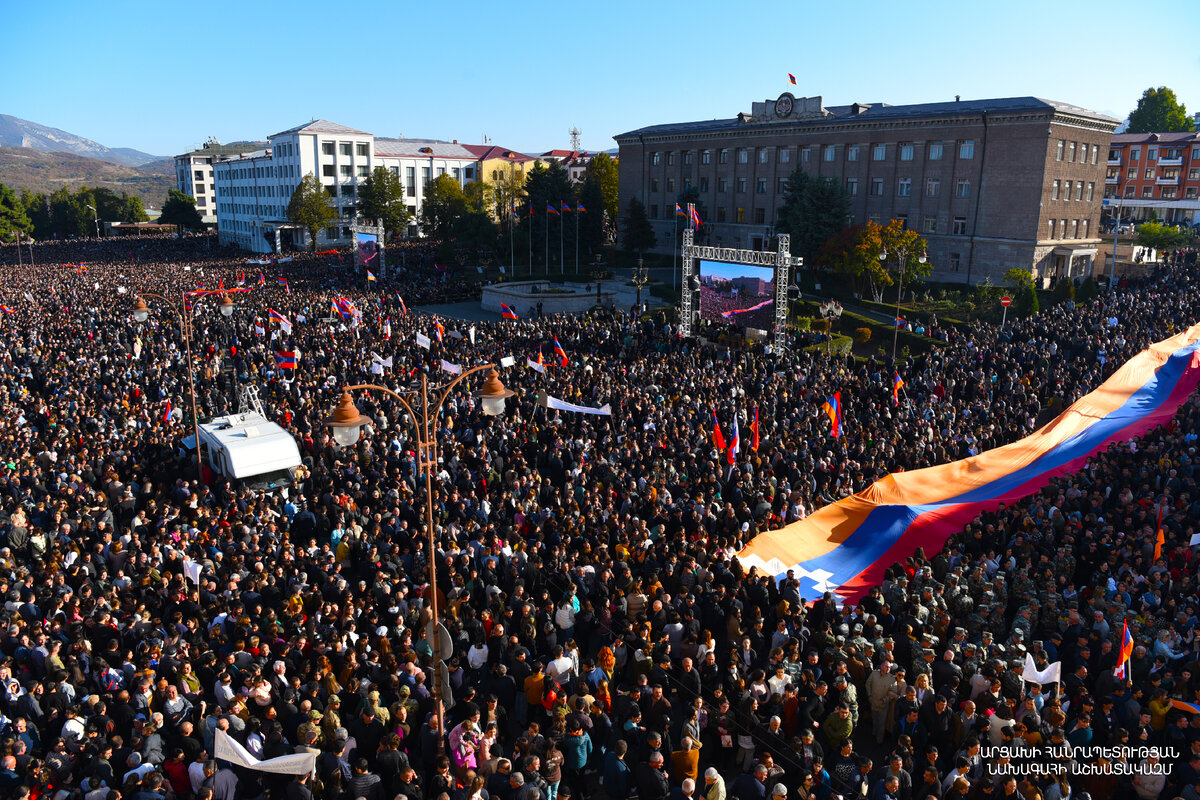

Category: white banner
[182, 558, 202, 586]
[215, 729, 315, 776]
[277, 257, 293, 263]
[499, 355, 515, 368]
[370, 352, 393, 369]
[526, 358, 545, 374]
[469, 326, 476, 345]
[1022, 654, 1061, 685]
[539, 392, 612, 416]
[415, 333, 431, 350]
[441, 359, 462, 375]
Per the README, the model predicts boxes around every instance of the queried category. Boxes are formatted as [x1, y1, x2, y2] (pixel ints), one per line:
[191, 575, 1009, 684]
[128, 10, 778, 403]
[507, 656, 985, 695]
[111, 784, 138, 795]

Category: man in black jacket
[636, 751, 671, 800]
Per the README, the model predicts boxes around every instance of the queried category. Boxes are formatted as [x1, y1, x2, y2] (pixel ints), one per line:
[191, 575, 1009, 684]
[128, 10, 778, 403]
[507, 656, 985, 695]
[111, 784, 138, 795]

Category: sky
[5, 0, 1199, 158]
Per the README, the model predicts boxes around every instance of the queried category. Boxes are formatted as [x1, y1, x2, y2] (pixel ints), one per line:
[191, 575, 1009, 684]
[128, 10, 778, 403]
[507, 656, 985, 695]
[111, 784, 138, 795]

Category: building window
[323, 165, 335, 177]
[949, 252, 961, 272]
[754, 208, 766, 225]
[701, 150, 712, 164]
[926, 178, 940, 197]
[1091, 145, 1100, 165]
[666, 178, 675, 192]
[340, 165, 352, 178]
[870, 178, 884, 196]
[718, 178, 728, 193]
[900, 143, 914, 161]
[717, 207, 727, 222]
[779, 149, 790, 164]
[929, 143, 943, 160]
[894, 214, 907, 229]
[1141, 186, 1153, 198]
[756, 178, 767, 193]
[1068, 142, 1076, 163]
[738, 149, 749, 164]
[322, 142, 335, 156]
[923, 216, 936, 234]
[959, 140, 975, 159]
[777, 177, 786, 192]
[1086, 182, 1095, 201]
[356, 143, 368, 157]
[1049, 219, 1056, 238]
[1187, 188, 1198, 199]
[955, 179, 971, 198]
[1162, 187, 1178, 199]
[1148, 147, 1157, 161]
[684, 151, 694, 165]
[1126, 166, 1136, 180]
[1056, 140, 1064, 161]
[326, 226, 339, 240]
[1130, 147, 1140, 160]
[1145, 167, 1155, 180]
[650, 178, 659, 192]
[1071, 220, 1079, 238]
[1082, 220, 1089, 237]
[736, 207, 745, 223]
[357, 166, 369, 178]
[953, 216, 967, 235]
[847, 145, 860, 162]
[846, 178, 858, 196]
[1063, 180, 1072, 199]
[667, 152, 676, 166]
[1060, 218, 1068, 237]
[801, 147, 811, 162]
[758, 148, 769, 164]
[1193, 147, 1200, 160]
[897, 178, 912, 196]
[718, 149, 728, 164]
[737, 177, 747, 193]
[824, 145, 836, 162]
[700, 177, 709, 192]
[1075, 182, 1084, 201]
[872, 144, 886, 161]
[339, 143, 351, 156]
[650, 204, 658, 219]
[342, 185, 355, 197]
[651, 152, 660, 166]
[421, 167, 430, 184]
[1051, 180, 1060, 200]
[1124, 186, 1135, 197]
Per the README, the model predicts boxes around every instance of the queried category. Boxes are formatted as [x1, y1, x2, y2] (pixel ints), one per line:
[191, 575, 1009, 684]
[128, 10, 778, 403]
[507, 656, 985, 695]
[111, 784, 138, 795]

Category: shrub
[811, 318, 831, 333]
[793, 316, 812, 331]
[1077, 276, 1099, 302]
[854, 327, 872, 344]
[1053, 278, 1075, 303]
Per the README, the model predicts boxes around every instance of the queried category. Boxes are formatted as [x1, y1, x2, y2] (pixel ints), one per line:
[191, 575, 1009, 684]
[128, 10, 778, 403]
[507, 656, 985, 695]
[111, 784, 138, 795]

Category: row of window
[1111, 145, 1200, 162]
[319, 142, 370, 158]
[323, 164, 371, 179]
[649, 175, 976, 199]
[649, 140, 977, 168]
[1050, 180, 1097, 202]
[1054, 140, 1102, 165]
[1109, 167, 1197, 181]
[1047, 219, 1091, 240]
[1109, 185, 1199, 200]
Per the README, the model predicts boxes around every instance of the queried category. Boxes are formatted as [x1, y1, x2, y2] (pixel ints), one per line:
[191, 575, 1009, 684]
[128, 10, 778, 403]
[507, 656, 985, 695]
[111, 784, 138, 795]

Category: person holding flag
[162, 400, 173, 423]
[750, 406, 760, 451]
[383, 317, 391, 340]
[366, 270, 377, 282]
[553, 336, 568, 366]
[893, 373, 905, 405]
[726, 413, 740, 466]
[1114, 619, 1134, 679]
[711, 410, 726, 450]
[1154, 505, 1166, 561]
[268, 308, 293, 334]
[258, 271, 266, 286]
[501, 302, 519, 320]
[435, 319, 444, 342]
[822, 392, 842, 439]
[396, 294, 407, 314]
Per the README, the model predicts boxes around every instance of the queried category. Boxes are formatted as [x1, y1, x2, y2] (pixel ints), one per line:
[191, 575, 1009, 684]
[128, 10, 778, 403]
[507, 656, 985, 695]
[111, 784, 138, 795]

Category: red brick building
[1104, 132, 1200, 226]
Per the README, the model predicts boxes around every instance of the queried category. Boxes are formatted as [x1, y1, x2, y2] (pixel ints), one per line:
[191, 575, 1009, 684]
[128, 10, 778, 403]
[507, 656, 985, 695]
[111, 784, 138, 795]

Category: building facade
[1103, 132, 1200, 226]
[212, 120, 479, 253]
[174, 139, 265, 226]
[615, 95, 1118, 285]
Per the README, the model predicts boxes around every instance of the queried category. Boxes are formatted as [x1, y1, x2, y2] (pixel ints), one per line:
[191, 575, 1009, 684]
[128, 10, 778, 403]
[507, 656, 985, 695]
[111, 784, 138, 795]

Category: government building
[615, 94, 1119, 285]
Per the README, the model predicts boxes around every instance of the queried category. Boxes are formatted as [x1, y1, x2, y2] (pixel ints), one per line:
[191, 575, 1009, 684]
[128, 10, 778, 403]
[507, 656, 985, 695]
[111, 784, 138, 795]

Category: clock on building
[775, 93, 794, 118]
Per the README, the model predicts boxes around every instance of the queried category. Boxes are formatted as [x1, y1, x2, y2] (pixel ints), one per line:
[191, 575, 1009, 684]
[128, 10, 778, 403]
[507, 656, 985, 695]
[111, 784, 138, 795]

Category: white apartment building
[212, 120, 479, 253]
[174, 140, 266, 226]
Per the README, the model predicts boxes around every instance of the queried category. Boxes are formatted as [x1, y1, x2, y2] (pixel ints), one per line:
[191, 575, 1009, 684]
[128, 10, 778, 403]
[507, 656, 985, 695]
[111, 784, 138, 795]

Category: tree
[287, 174, 337, 251]
[463, 180, 494, 215]
[777, 170, 852, 266]
[419, 174, 469, 241]
[622, 197, 656, 256]
[160, 189, 206, 231]
[820, 220, 929, 301]
[577, 178, 606, 254]
[1127, 87, 1192, 133]
[583, 152, 619, 222]
[522, 161, 576, 270]
[1136, 221, 1191, 260]
[1005, 267, 1039, 317]
[0, 183, 32, 243]
[357, 166, 409, 238]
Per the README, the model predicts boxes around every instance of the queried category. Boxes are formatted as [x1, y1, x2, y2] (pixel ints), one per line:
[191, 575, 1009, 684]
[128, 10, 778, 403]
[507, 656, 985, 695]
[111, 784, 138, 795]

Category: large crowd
[0, 233, 1197, 800]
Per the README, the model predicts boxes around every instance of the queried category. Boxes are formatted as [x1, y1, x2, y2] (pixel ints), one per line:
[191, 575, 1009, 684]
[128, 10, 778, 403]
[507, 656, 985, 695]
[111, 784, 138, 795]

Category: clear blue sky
[5, 0, 1198, 158]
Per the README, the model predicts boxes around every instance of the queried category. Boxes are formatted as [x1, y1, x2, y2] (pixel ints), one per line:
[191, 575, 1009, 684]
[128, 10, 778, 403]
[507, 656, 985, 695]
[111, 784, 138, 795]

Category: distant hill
[0, 147, 173, 208]
[0, 114, 163, 167]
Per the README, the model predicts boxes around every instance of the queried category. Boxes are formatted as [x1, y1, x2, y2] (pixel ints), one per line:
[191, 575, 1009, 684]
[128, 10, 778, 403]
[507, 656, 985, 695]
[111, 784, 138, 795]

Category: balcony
[1159, 157, 1184, 166]
[1107, 156, 1122, 166]
[1157, 176, 1180, 185]
[1105, 176, 1119, 184]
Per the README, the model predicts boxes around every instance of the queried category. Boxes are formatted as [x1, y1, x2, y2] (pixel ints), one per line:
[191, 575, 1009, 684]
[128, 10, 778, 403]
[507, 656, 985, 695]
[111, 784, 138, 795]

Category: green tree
[287, 174, 337, 251]
[621, 197, 656, 256]
[577, 178, 606, 254]
[1053, 276, 1076, 303]
[1136, 221, 1191, 260]
[583, 152, 619, 222]
[357, 166, 409, 238]
[1005, 267, 1039, 317]
[419, 174, 469, 240]
[777, 170, 852, 265]
[0, 183, 32, 243]
[19, 190, 50, 239]
[1127, 87, 1192, 133]
[160, 189, 206, 231]
[522, 161, 576, 270]
[455, 209, 498, 251]
[463, 180, 494, 215]
[820, 220, 928, 301]
[1076, 276, 1099, 302]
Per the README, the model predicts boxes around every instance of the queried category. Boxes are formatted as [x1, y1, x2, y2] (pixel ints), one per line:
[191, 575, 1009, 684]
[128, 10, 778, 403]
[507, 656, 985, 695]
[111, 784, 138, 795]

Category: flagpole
[509, 204, 514, 278]
[545, 209, 549, 275]
[528, 207, 533, 277]
[673, 214, 678, 292]
[560, 209, 564, 277]
[575, 207, 579, 275]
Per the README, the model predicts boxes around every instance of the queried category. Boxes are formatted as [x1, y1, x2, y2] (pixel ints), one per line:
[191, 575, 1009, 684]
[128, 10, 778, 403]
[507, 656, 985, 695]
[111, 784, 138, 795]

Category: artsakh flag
[726, 414, 740, 465]
[383, 318, 391, 340]
[712, 410, 726, 450]
[500, 302, 519, 320]
[751, 407, 760, 451]
[893, 373, 905, 405]
[1114, 619, 1133, 679]
[273, 350, 298, 369]
[822, 392, 842, 439]
[162, 400, 172, 423]
[553, 336, 567, 366]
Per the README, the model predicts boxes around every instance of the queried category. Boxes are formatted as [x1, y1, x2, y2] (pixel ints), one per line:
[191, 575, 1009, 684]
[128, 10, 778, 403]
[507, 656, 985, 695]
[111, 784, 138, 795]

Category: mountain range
[0, 114, 164, 166]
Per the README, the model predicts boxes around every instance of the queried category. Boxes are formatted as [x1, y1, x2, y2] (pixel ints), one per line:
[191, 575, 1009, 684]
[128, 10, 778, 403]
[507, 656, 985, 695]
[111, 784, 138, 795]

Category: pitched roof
[176, 142, 268, 159]
[614, 96, 1119, 140]
[462, 144, 535, 163]
[373, 138, 477, 159]
[270, 119, 369, 137]
[1111, 131, 1199, 144]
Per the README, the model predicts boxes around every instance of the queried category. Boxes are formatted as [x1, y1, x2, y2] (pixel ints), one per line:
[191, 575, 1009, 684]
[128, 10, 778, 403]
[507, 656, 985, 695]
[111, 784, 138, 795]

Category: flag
[537, 348, 544, 369]
[0, 306, 12, 314]
[788, 73, 797, 85]
[1154, 505, 1165, 561]
[268, 308, 293, 333]
[500, 302, 519, 320]
[561, 201, 571, 213]
[218, 278, 226, 290]
[383, 318, 391, 340]
[690, 207, 702, 228]
[258, 271, 266, 286]
[366, 270, 377, 282]
[330, 300, 342, 319]
[712, 410, 726, 450]
[396, 294, 407, 314]
[893, 373, 905, 405]
[896, 317, 906, 327]
[526, 355, 545, 374]
[822, 392, 842, 439]
[273, 350, 298, 369]
[546, 204, 559, 215]
[440, 359, 462, 375]
[277, 276, 288, 286]
[751, 407, 760, 451]
[162, 400, 172, 423]
[675, 203, 687, 217]
[435, 320, 444, 342]
[370, 352, 393, 369]
[1172, 700, 1200, 714]
[1021, 654, 1062, 685]
[237, 270, 246, 286]
[727, 414, 740, 465]
[577, 203, 587, 213]
[1114, 619, 1134, 679]
[553, 336, 567, 366]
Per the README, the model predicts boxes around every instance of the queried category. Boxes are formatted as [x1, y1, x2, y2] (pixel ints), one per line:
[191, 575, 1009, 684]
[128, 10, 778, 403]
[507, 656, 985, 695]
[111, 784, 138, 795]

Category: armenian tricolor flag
[501, 303, 519, 320]
[690, 207, 702, 229]
[1171, 700, 1200, 714]
[435, 320, 444, 342]
[726, 414, 740, 466]
[396, 294, 407, 314]
[553, 336, 567, 366]
[893, 374, 905, 405]
[577, 203, 587, 213]
[562, 201, 571, 213]
[236, 270, 246, 286]
[751, 407, 760, 451]
[788, 73, 797, 85]
[739, 324, 1200, 603]
[258, 271, 266, 286]
[0, 305, 12, 314]
[366, 270, 377, 282]
[1114, 619, 1134, 680]
[268, 309, 293, 330]
[546, 204, 559, 215]
[821, 392, 842, 439]
[676, 203, 687, 217]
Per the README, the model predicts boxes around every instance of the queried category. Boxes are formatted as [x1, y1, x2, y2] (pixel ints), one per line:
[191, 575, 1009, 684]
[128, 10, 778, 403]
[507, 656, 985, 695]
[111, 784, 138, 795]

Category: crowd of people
[0, 232, 1196, 800]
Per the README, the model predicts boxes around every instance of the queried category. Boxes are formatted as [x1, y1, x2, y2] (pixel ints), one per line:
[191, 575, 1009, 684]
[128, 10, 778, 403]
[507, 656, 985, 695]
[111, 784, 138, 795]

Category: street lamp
[86, 205, 100, 239]
[879, 247, 926, 360]
[324, 366, 514, 748]
[132, 290, 236, 483]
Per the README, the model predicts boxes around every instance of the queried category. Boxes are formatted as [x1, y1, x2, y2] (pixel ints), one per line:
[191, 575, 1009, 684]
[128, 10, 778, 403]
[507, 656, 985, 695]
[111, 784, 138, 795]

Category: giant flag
[739, 323, 1200, 603]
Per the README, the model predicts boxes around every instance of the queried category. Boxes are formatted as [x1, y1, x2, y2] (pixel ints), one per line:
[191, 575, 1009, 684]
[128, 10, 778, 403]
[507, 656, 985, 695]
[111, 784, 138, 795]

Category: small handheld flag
[162, 400, 172, 423]
[895, 317, 906, 328]
[258, 271, 266, 286]
[726, 414, 740, 466]
[751, 407, 760, 452]
[500, 303, 519, 320]
[1114, 619, 1133, 680]
[822, 392, 842, 439]
[236, 270, 246, 286]
[383, 318, 391, 340]
[273, 350, 298, 369]
[0, 305, 13, 314]
[396, 294, 407, 314]
[893, 373, 905, 405]
[276, 276, 288, 286]
[788, 73, 797, 85]
[435, 320, 444, 342]
[366, 270, 377, 282]
[1154, 505, 1165, 561]
[712, 410, 726, 450]
[553, 336, 568, 367]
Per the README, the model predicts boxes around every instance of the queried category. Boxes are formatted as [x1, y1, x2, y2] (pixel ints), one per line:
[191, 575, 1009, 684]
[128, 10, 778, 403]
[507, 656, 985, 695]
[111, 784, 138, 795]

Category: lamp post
[86, 205, 100, 239]
[879, 247, 926, 360]
[133, 290, 235, 485]
[631, 259, 650, 315]
[325, 366, 514, 749]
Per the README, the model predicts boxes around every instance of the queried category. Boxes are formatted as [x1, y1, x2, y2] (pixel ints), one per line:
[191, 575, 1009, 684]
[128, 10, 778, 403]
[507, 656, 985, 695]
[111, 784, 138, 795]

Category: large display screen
[356, 232, 379, 269]
[698, 260, 776, 328]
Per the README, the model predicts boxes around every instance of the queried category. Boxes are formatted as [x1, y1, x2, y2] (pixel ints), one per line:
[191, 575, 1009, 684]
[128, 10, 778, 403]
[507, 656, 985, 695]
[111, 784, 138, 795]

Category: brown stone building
[614, 94, 1119, 286]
